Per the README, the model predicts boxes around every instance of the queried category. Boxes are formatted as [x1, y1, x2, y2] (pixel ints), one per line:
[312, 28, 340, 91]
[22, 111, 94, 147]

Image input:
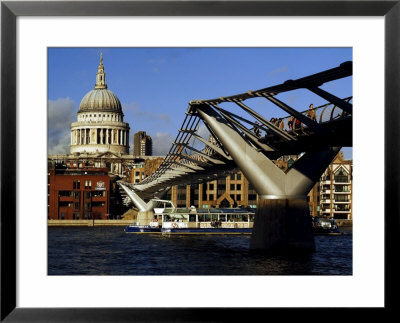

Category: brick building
[48, 166, 110, 220]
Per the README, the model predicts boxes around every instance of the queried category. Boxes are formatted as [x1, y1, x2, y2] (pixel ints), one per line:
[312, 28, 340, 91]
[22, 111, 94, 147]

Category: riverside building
[48, 166, 110, 220]
[318, 152, 353, 220]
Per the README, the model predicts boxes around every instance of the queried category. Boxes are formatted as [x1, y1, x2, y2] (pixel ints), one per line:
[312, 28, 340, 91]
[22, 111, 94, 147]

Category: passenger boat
[311, 217, 342, 235]
[124, 200, 254, 235]
[161, 206, 254, 235]
[125, 200, 340, 236]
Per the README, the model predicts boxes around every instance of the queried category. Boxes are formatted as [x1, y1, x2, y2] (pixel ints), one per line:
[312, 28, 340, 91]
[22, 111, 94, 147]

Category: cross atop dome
[95, 53, 107, 89]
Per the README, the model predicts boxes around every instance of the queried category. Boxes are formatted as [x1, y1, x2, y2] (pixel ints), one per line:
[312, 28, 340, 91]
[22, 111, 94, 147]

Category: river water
[48, 226, 352, 275]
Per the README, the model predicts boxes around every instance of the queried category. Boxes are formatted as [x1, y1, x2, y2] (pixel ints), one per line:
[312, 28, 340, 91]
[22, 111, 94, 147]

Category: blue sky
[48, 47, 352, 158]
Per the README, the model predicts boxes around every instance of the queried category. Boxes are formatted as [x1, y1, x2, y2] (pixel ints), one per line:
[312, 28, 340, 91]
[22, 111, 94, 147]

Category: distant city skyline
[48, 47, 352, 159]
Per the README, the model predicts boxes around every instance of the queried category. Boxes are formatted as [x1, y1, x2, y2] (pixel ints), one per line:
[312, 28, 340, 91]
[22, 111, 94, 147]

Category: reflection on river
[48, 227, 352, 275]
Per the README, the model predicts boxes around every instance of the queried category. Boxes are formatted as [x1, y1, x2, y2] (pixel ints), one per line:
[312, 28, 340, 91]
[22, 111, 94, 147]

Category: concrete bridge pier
[250, 197, 315, 252]
[196, 103, 340, 253]
[136, 210, 155, 225]
[118, 182, 155, 225]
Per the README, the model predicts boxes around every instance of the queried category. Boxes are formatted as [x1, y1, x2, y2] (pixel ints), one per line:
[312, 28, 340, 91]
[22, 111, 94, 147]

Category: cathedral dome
[70, 54, 130, 157]
[78, 53, 122, 113]
[79, 88, 122, 112]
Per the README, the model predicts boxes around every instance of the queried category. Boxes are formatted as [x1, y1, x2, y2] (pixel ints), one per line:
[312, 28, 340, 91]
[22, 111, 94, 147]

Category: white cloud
[151, 132, 175, 156]
[48, 97, 76, 154]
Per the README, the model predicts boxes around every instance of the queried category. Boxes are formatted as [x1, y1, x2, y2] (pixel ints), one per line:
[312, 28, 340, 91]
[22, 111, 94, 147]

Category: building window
[73, 180, 80, 189]
[236, 184, 241, 190]
[237, 173, 241, 180]
[208, 183, 214, 190]
[85, 180, 92, 189]
[236, 194, 241, 201]
[92, 202, 105, 207]
[92, 191, 105, 197]
[177, 192, 186, 200]
[334, 195, 349, 202]
[335, 185, 350, 192]
[59, 191, 73, 197]
[334, 167, 349, 183]
[59, 202, 72, 207]
[230, 184, 235, 190]
[248, 194, 257, 201]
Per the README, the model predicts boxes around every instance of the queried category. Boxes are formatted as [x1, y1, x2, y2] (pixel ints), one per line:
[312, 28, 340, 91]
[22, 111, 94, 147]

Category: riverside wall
[48, 220, 133, 227]
[48, 219, 352, 227]
[335, 219, 352, 227]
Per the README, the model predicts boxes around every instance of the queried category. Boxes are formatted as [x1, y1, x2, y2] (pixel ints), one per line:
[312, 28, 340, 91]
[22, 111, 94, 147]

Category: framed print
[1, 0, 398, 321]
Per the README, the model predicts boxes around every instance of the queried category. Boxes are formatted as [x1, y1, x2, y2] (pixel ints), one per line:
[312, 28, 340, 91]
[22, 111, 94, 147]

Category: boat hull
[125, 225, 341, 235]
[124, 225, 161, 234]
[161, 227, 252, 235]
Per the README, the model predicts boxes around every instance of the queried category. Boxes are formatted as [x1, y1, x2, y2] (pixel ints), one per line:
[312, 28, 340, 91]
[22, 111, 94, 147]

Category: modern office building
[133, 131, 153, 156]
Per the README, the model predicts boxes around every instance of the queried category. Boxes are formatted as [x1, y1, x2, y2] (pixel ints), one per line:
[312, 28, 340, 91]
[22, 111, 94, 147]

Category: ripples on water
[48, 227, 352, 275]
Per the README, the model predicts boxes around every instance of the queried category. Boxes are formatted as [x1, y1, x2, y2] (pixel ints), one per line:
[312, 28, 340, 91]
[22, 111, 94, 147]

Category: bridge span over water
[120, 61, 352, 252]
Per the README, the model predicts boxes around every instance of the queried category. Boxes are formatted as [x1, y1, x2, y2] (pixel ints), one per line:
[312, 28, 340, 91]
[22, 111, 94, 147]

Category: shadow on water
[48, 226, 352, 276]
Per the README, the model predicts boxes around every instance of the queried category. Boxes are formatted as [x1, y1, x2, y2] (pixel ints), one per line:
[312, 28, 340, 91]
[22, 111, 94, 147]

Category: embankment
[48, 220, 133, 227]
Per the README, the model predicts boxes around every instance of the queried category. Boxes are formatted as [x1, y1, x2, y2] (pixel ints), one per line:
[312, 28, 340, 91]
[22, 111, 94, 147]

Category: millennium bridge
[119, 61, 352, 252]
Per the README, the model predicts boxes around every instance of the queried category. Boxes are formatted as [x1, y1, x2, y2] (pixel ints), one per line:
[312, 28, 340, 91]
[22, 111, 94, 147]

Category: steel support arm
[261, 94, 325, 134]
[307, 87, 353, 114]
[118, 182, 153, 212]
[195, 104, 341, 199]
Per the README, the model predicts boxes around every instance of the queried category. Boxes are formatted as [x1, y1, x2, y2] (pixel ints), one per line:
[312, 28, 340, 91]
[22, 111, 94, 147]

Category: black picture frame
[1, 1, 398, 321]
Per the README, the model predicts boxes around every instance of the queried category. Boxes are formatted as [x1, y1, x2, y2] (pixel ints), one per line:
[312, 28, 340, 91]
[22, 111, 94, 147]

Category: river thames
[48, 226, 352, 275]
